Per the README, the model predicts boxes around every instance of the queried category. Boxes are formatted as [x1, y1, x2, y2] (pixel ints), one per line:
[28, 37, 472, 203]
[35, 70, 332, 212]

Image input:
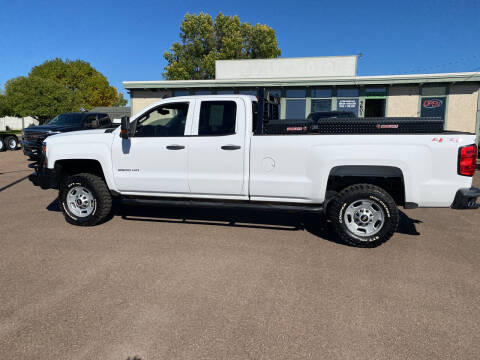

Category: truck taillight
[458, 144, 477, 177]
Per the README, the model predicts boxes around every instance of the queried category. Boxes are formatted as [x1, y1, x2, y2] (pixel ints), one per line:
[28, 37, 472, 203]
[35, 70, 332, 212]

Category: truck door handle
[221, 145, 241, 150]
[166, 145, 185, 150]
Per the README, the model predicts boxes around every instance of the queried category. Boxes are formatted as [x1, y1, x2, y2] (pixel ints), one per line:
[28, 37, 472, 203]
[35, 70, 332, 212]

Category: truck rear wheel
[0, 138, 5, 152]
[59, 173, 112, 226]
[328, 184, 399, 247]
[5, 136, 18, 150]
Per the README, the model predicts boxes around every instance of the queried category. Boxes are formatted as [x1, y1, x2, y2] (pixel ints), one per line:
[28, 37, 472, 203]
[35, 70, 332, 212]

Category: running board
[120, 197, 323, 213]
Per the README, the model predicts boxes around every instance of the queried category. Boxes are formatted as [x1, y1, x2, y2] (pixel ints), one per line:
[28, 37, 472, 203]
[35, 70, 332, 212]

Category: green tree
[3, 76, 74, 123]
[0, 88, 9, 117]
[164, 13, 281, 80]
[2, 59, 127, 123]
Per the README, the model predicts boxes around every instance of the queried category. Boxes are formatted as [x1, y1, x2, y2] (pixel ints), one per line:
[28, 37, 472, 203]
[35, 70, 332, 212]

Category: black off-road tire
[5, 136, 18, 150]
[328, 184, 399, 247]
[59, 173, 112, 226]
[0, 138, 5, 152]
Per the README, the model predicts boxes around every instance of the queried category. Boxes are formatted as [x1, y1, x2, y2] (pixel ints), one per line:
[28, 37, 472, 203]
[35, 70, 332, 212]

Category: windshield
[47, 113, 85, 126]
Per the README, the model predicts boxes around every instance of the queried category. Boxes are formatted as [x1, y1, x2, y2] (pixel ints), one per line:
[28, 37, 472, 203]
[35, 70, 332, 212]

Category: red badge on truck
[376, 124, 399, 129]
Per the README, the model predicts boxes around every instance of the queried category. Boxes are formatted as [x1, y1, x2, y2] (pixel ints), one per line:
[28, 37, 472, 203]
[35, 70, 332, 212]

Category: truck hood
[24, 124, 83, 133]
[50, 128, 113, 137]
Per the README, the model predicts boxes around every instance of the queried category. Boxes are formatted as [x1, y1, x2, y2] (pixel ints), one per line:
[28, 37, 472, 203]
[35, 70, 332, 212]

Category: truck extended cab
[29, 93, 479, 247]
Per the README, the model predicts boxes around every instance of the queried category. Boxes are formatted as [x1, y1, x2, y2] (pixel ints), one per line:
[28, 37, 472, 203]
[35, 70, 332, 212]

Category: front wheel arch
[54, 159, 106, 183]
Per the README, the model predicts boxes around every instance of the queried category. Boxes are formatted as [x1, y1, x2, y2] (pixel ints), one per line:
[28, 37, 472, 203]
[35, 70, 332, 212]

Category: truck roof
[131, 95, 257, 119]
[167, 94, 257, 101]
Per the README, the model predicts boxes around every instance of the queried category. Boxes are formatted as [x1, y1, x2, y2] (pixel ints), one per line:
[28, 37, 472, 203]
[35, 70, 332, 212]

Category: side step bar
[121, 197, 323, 213]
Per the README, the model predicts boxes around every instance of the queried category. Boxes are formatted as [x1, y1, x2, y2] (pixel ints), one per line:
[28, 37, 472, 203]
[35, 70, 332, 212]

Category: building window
[365, 87, 387, 97]
[336, 88, 359, 116]
[420, 97, 446, 118]
[285, 88, 307, 98]
[193, 89, 212, 95]
[216, 89, 235, 94]
[311, 99, 332, 113]
[266, 88, 282, 98]
[311, 88, 332, 98]
[310, 87, 333, 115]
[284, 88, 306, 119]
[264, 88, 282, 119]
[420, 86, 446, 119]
[337, 88, 359, 97]
[286, 99, 306, 119]
[337, 98, 359, 115]
[421, 85, 446, 96]
[238, 88, 257, 96]
[173, 90, 190, 97]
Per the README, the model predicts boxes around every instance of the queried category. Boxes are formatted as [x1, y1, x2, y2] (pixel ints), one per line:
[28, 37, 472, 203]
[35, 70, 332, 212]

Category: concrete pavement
[1, 150, 479, 359]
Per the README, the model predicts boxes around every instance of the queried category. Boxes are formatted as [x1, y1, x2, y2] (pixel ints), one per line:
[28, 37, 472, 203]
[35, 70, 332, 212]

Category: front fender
[46, 137, 117, 192]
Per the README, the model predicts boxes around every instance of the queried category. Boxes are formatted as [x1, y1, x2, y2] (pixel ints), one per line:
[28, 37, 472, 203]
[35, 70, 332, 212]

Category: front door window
[135, 103, 188, 137]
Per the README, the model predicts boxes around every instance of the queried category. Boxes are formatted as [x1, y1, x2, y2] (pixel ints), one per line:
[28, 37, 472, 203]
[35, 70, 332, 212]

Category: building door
[365, 99, 386, 117]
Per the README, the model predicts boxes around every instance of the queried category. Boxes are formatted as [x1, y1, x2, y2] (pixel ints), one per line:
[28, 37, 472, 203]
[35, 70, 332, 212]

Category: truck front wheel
[328, 184, 399, 247]
[59, 173, 112, 226]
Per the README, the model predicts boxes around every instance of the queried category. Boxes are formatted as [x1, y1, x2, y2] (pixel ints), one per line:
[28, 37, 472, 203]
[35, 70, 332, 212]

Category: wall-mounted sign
[421, 97, 445, 119]
[337, 98, 359, 116]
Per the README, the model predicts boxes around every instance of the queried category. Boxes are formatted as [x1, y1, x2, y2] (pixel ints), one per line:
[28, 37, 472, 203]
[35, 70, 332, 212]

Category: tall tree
[3, 76, 74, 123]
[2, 59, 127, 123]
[163, 13, 281, 80]
[0, 88, 9, 117]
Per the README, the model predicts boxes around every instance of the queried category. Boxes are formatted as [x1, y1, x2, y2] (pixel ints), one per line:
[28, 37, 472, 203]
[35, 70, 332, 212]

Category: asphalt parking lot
[1, 150, 479, 360]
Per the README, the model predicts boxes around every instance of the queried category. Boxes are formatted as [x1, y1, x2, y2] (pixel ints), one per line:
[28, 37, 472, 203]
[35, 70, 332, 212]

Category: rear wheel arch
[325, 165, 406, 207]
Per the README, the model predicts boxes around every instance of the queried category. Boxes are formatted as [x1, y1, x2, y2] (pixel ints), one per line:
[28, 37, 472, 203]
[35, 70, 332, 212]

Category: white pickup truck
[29, 92, 479, 247]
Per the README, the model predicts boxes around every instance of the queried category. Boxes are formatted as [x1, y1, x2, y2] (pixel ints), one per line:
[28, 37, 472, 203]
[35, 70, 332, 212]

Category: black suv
[22, 112, 113, 159]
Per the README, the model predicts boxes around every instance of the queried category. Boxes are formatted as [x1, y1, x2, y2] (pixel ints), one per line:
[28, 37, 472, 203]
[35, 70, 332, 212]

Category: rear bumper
[451, 187, 480, 209]
[28, 168, 57, 190]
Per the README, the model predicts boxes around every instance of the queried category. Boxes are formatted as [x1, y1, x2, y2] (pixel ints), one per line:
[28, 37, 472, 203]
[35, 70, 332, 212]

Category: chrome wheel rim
[8, 139, 16, 149]
[66, 186, 95, 218]
[344, 199, 385, 238]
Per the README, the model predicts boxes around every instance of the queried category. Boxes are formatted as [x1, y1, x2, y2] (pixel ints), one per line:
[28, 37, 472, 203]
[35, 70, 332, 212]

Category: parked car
[28, 91, 479, 247]
[22, 112, 113, 159]
[0, 131, 20, 152]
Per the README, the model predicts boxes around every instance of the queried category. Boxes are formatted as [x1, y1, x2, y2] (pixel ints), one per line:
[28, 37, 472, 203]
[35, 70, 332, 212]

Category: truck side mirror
[120, 116, 130, 139]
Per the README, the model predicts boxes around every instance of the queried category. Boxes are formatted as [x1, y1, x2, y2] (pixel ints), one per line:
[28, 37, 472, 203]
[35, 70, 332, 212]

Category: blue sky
[1, 0, 479, 100]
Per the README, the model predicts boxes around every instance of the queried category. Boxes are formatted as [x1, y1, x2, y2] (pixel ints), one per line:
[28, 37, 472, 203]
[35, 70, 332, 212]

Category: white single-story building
[123, 56, 480, 140]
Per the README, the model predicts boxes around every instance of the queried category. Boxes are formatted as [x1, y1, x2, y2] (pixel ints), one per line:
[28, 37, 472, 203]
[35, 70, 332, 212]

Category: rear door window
[198, 101, 237, 136]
